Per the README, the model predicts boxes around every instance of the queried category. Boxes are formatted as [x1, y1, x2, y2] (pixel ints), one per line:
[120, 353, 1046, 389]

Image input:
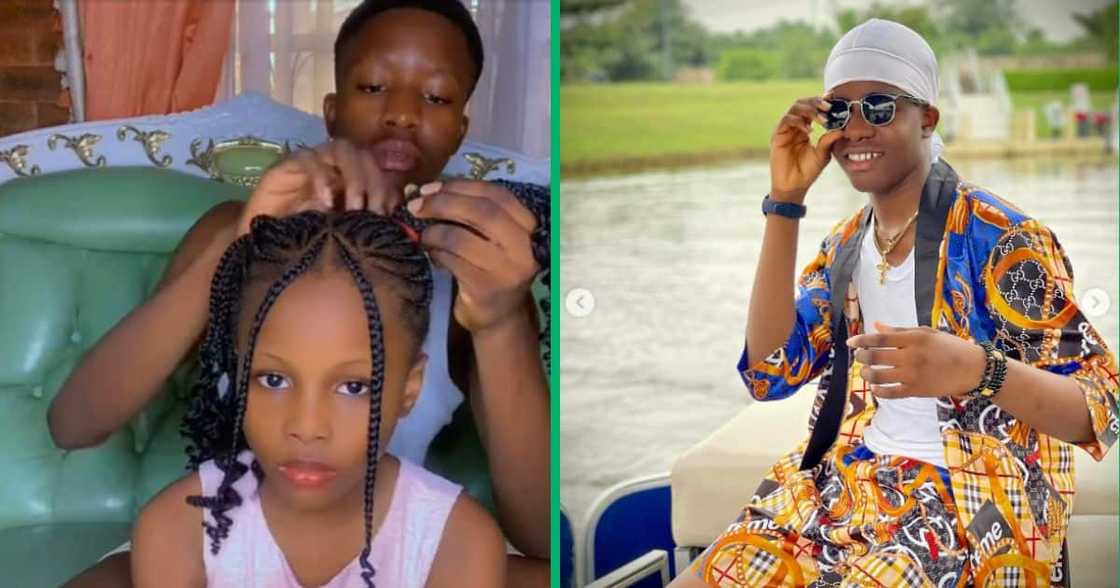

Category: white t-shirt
[855, 226, 947, 468]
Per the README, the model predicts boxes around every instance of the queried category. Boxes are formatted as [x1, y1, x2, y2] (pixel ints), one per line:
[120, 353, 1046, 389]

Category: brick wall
[0, 0, 70, 137]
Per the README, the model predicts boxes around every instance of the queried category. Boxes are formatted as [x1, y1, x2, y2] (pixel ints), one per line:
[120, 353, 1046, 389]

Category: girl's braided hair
[181, 209, 433, 587]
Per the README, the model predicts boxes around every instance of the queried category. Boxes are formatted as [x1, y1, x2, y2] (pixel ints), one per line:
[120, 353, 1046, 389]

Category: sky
[682, 0, 1115, 42]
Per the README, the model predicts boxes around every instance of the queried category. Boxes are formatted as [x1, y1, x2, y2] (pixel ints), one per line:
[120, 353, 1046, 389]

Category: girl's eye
[256, 373, 290, 390]
[424, 93, 451, 105]
[359, 84, 385, 94]
[338, 381, 370, 396]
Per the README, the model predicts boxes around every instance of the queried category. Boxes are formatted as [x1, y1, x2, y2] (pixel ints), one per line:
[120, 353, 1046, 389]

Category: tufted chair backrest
[0, 167, 250, 530]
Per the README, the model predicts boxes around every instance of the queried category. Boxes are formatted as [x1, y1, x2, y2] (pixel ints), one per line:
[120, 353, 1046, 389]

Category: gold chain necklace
[872, 210, 919, 285]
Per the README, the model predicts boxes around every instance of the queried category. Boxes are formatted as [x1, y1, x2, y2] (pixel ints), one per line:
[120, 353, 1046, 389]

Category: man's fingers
[435, 180, 538, 232]
[294, 198, 331, 214]
[320, 141, 368, 211]
[853, 347, 902, 367]
[420, 224, 504, 273]
[427, 248, 487, 290]
[778, 114, 812, 136]
[326, 139, 400, 213]
[873, 321, 920, 335]
[869, 383, 910, 399]
[789, 100, 823, 122]
[847, 331, 911, 349]
[291, 149, 337, 208]
[860, 365, 904, 386]
[356, 150, 399, 213]
[410, 191, 528, 247]
[815, 129, 843, 158]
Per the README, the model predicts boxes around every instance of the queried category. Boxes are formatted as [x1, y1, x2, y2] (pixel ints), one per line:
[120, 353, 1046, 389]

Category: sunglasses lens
[824, 100, 850, 130]
[862, 94, 897, 126]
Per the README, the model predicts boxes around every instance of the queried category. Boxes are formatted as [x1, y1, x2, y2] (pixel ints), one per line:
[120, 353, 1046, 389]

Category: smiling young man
[671, 19, 1118, 587]
[53, 2, 548, 587]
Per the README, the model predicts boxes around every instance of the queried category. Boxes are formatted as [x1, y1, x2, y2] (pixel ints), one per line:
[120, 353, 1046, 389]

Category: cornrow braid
[181, 210, 433, 587]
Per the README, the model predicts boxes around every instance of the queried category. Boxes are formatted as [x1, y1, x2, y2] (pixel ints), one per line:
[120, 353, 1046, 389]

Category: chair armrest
[585, 550, 670, 588]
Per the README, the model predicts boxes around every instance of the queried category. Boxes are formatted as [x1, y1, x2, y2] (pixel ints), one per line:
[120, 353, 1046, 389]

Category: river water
[559, 155, 1119, 524]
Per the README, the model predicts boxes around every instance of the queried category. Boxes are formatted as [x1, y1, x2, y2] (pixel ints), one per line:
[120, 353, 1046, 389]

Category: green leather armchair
[0, 167, 491, 587]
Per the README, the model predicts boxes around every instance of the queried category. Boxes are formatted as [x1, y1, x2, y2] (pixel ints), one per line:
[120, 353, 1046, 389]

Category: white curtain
[469, 0, 551, 158]
[217, 0, 550, 158]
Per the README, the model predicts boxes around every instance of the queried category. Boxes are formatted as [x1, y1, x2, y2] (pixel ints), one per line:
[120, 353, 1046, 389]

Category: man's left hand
[847, 322, 987, 399]
[407, 179, 539, 333]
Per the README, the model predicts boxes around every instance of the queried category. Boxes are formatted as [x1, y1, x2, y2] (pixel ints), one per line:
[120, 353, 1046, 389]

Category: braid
[493, 180, 551, 370]
[231, 233, 330, 450]
[183, 235, 249, 468]
[334, 237, 385, 587]
[331, 210, 433, 588]
[180, 210, 432, 579]
[187, 229, 329, 555]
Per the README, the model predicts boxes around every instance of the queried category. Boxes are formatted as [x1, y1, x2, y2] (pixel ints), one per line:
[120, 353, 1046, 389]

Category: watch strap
[762, 195, 807, 219]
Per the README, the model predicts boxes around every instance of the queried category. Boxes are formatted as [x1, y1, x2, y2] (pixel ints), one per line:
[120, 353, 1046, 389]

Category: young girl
[55, 2, 549, 584]
[672, 19, 1118, 587]
[131, 210, 505, 587]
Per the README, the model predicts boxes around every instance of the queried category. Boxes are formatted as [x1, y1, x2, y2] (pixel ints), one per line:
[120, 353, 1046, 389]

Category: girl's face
[240, 271, 425, 512]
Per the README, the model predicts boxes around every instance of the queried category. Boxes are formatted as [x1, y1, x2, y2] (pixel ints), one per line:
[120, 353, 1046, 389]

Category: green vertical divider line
[550, 0, 561, 585]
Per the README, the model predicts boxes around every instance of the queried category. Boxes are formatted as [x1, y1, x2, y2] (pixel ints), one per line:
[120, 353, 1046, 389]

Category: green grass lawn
[560, 80, 821, 167]
[561, 82, 1117, 169]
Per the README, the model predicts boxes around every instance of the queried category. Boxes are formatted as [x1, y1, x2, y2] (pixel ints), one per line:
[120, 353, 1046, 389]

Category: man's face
[324, 8, 477, 193]
[828, 80, 939, 195]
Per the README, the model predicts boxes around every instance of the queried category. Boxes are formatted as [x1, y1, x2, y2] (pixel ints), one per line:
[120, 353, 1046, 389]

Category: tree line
[560, 0, 1118, 83]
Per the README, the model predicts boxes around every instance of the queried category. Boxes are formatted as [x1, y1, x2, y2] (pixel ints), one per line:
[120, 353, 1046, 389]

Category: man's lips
[278, 460, 338, 488]
[370, 139, 421, 173]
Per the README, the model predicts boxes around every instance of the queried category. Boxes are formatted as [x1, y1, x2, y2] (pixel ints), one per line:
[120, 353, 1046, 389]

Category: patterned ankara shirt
[737, 160, 1119, 586]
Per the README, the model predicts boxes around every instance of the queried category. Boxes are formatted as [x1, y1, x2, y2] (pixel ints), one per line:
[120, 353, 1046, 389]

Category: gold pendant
[877, 257, 889, 285]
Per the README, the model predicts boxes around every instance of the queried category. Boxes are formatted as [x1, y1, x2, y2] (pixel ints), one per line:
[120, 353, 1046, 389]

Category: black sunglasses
[823, 92, 928, 131]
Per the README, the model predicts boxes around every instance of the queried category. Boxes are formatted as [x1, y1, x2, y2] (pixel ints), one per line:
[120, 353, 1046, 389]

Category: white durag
[823, 18, 943, 163]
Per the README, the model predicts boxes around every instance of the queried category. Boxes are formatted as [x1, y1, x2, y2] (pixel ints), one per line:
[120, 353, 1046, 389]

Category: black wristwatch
[762, 195, 807, 219]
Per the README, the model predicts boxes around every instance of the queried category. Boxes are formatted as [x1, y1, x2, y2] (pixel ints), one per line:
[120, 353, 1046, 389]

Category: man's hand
[407, 179, 539, 333]
[769, 95, 843, 202]
[847, 322, 987, 399]
[237, 139, 399, 235]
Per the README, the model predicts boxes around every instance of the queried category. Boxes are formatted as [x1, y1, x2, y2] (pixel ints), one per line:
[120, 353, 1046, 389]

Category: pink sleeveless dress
[198, 451, 461, 587]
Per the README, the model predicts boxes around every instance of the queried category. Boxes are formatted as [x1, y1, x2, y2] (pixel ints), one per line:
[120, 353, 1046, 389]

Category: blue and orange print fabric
[711, 163, 1118, 586]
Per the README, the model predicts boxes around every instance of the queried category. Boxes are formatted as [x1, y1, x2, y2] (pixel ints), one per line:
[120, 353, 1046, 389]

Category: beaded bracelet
[968, 341, 1008, 400]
